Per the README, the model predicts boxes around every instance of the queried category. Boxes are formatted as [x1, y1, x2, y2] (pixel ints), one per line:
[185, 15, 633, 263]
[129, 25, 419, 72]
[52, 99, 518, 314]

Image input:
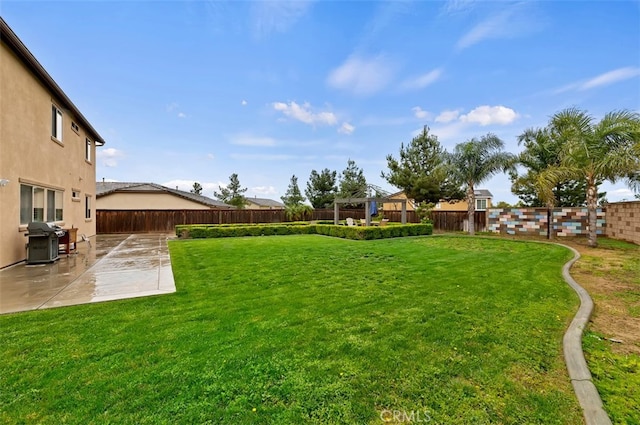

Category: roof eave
[0, 17, 106, 146]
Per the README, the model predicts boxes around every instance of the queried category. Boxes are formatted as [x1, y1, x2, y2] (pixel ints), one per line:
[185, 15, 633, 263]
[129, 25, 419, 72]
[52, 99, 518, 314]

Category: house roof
[0, 17, 105, 146]
[247, 197, 285, 208]
[96, 182, 233, 208]
[475, 189, 493, 198]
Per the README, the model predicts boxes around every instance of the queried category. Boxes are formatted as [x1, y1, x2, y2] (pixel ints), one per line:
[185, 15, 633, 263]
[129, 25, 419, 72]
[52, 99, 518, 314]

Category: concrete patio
[0, 234, 176, 314]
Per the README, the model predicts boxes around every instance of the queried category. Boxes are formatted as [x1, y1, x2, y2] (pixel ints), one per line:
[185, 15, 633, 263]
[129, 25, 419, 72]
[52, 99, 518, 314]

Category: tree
[447, 134, 515, 236]
[495, 201, 513, 208]
[511, 127, 603, 207]
[382, 126, 463, 205]
[338, 159, 367, 208]
[305, 169, 337, 208]
[281, 175, 306, 206]
[544, 108, 640, 247]
[280, 174, 312, 220]
[214, 173, 247, 209]
[190, 182, 203, 195]
[281, 175, 312, 220]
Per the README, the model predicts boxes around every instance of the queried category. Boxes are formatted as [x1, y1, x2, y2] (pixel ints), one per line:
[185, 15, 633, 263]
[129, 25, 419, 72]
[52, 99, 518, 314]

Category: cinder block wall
[487, 208, 549, 236]
[606, 201, 640, 245]
[488, 207, 606, 237]
[553, 208, 606, 236]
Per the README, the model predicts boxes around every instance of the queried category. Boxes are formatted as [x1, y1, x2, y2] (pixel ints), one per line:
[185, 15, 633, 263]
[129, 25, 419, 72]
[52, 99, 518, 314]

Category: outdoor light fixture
[0, 179, 9, 187]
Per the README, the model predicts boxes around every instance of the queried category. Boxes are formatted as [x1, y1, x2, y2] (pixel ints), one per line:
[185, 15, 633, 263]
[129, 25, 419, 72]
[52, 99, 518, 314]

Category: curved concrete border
[558, 244, 612, 425]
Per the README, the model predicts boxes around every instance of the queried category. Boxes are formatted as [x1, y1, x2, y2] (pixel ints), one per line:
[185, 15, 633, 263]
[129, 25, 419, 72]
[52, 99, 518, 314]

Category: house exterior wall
[0, 39, 99, 268]
[381, 193, 416, 212]
[97, 192, 217, 210]
[606, 201, 640, 245]
[244, 201, 283, 210]
[435, 198, 493, 212]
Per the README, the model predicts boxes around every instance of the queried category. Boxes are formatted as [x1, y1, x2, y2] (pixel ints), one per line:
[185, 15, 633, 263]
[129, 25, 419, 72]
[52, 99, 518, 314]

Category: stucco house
[96, 182, 233, 210]
[381, 190, 493, 212]
[380, 191, 417, 212]
[0, 18, 105, 269]
[435, 189, 493, 211]
[245, 197, 285, 210]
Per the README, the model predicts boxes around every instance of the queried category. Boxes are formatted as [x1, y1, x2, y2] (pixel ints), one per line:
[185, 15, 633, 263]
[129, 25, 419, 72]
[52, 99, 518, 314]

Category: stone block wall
[488, 207, 606, 237]
[553, 208, 606, 236]
[606, 201, 640, 245]
[487, 208, 549, 236]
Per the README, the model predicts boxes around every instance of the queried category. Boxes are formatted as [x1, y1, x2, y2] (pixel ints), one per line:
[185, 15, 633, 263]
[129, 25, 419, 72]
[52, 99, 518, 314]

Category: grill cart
[26, 222, 65, 264]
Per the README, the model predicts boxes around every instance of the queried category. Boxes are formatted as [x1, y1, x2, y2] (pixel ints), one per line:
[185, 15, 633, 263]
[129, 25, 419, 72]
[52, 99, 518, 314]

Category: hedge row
[176, 223, 433, 240]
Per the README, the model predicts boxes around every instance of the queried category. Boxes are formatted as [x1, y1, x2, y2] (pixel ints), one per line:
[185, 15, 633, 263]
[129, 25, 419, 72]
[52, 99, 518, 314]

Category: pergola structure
[333, 197, 407, 226]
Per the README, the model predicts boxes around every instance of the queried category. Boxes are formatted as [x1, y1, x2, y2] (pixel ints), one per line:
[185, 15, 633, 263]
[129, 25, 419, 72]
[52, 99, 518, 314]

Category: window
[85, 138, 92, 162]
[476, 199, 487, 210]
[51, 105, 63, 141]
[20, 184, 63, 224]
[71, 121, 79, 133]
[85, 195, 91, 219]
[72, 189, 80, 200]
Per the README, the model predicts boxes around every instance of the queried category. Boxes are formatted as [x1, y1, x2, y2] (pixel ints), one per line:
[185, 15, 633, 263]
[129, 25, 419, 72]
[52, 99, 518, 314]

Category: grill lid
[27, 222, 65, 236]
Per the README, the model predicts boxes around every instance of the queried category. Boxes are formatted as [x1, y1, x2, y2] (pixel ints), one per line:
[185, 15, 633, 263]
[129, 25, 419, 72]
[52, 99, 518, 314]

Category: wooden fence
[97, 209, 418, 233]
[96, 209, 481, 234]
[430, 211, 486, 232]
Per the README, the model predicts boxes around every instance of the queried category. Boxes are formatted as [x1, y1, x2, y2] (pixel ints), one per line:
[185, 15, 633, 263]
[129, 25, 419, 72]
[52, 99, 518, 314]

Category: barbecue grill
[26, 222, 65, 264]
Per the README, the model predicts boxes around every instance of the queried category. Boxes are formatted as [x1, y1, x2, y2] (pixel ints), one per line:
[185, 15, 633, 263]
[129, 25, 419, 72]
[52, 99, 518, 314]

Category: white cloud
[456, 4, 540, 50]
[162, 180, 225, 195]
[554, 67, 640, 95]
[272, 101, 338, 126]
[250, 186, 278, 196]
[359, 115, 411, 126]
[580, 67, 640, 90]
[412, 106, 431, 120]
[230, 153, 296, 161]
[252, 1, 312, 37]
[326, 54, 395, 95]
[241, 100, 248, 106]
[441, 0, 478, 15]
[166, 102, 187, 118]
[230, 134, 277, 147]
[96, 147, 124, 167]
[338, 122, 355, 135]
[401, 68, 443, 90]
[609, 188, 634, 198]
[435, 109, 460, 123]
[460, 105, 518, 126]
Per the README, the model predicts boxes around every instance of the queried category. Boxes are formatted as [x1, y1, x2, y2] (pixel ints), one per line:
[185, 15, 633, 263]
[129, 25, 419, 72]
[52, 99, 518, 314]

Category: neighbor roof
[475, 189, 493, 198]
[247, 197, 285, 208]
[96, 182, 233, 208]
[0, 17, 105, 146]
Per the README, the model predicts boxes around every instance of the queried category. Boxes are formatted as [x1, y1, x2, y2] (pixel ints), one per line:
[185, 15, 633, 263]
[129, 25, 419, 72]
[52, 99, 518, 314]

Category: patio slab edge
[558, 243, 612, 425]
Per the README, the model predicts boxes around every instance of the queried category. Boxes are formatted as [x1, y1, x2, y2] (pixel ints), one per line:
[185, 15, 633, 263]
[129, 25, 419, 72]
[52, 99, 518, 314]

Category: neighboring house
[244, 197, 285, 210]
[96, 182, 233, 210]
[0, 18, 105, 269]
[435, 189, 493, 211]
[380, 191, 417, 212]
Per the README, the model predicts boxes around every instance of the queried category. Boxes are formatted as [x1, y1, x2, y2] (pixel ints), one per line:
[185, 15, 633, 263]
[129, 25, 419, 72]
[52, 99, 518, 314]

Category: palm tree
[513, 127, 559, 239]
[448, 134, 515, 235]
[546, 108, 640, 247]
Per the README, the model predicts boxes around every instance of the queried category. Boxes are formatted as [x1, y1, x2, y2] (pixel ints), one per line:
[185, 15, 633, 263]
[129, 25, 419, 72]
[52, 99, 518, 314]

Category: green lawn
[0, 236, 583, 424]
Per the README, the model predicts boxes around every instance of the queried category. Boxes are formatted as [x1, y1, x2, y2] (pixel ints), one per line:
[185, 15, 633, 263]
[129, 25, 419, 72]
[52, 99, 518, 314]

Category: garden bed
[175, 223, 433, 240]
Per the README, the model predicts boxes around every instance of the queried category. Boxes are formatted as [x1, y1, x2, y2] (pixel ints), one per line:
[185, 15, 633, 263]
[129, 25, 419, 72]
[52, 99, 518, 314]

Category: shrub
[174, 222, 432, 241]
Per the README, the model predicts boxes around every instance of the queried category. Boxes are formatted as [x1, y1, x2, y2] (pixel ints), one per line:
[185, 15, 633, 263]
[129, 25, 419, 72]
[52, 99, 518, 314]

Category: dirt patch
[552, 238, 640, 355]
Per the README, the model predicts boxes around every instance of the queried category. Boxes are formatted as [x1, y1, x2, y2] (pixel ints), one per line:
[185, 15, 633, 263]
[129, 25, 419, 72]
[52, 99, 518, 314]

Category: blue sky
[3, 1, 640, 204]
